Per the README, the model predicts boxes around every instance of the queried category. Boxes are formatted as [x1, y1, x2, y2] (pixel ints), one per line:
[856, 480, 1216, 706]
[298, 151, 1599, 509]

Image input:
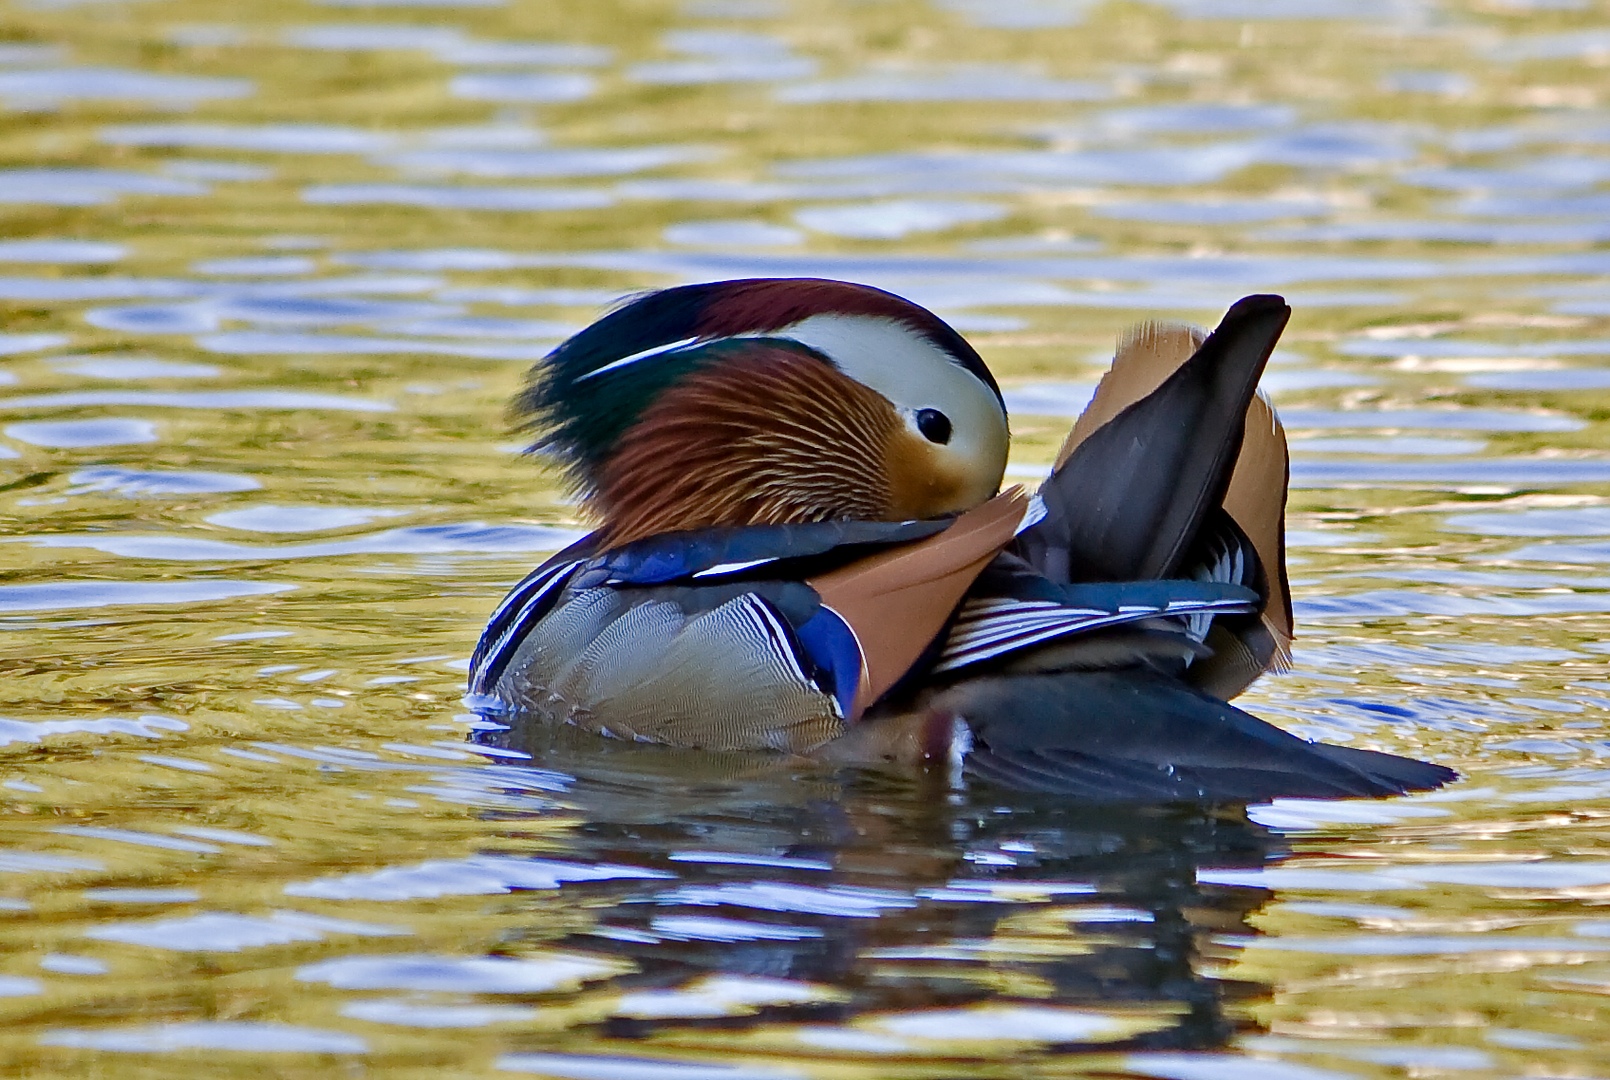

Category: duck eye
[915, 408, 952, 445]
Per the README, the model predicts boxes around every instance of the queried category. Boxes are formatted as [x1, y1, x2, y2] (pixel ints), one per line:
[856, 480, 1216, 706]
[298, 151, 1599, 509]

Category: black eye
[916, 408, 952, 445]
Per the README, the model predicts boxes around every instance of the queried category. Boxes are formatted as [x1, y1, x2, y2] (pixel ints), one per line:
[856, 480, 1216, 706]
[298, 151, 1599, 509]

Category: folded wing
[470, 499, 1035, 750]
[941, 671, 1456, 802]
[917, 294, 1453, 800]
[1014, 293, 1292, 697]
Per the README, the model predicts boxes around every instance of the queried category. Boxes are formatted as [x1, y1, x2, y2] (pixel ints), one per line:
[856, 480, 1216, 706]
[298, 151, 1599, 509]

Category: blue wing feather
[792, 605, 863, 718]
[593, 517, 951, 586]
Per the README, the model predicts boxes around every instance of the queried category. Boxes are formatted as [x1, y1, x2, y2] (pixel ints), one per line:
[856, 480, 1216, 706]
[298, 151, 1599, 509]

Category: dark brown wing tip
[1213, 295, 1292, 356]
[1225, 293, 1290, 318]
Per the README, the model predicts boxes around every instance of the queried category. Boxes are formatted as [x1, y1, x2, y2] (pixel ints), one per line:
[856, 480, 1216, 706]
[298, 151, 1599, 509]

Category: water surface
[1, 0, 1609, 1076]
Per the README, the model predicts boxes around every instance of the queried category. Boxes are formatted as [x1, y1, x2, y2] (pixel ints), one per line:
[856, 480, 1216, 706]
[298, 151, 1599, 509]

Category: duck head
[517, 278, 1010, 548]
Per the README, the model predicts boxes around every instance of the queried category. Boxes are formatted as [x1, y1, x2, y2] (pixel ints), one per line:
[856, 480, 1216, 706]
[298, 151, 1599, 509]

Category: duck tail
[939, 670, 1457, 802]
[1017, 294, 1290, 586]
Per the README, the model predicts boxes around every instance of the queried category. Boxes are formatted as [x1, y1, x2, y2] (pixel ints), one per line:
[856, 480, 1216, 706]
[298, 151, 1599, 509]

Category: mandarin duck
[468, 279, 1454, 802]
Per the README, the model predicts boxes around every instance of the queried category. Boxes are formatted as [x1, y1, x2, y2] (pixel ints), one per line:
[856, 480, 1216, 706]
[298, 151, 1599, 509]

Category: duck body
[470, 280, 1454, 802]
[472, 517, 950, 753]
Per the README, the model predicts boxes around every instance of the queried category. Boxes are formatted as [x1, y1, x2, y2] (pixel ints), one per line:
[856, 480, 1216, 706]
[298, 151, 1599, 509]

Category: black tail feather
[941, 669, 1455, 803]
[1019, 294, 1290, 583]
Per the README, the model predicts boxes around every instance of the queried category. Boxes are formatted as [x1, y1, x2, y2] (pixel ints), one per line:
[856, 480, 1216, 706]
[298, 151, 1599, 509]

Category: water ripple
[1292, 459, 1610, 486]
[1279, 408, 1582, 432]
[87, 910, 409, 951]
[450, 72, 597, 103]
[658, 881, 917, 917]
[0, 169, 205, 206]
[305, 183, 614, 211]
[63, 466, 259, 496]
[0, 68, 250, 106]
[340, 999, 536, 1027]
[197, 331, 551, 360]
[0, 714, 186, 747]
[778, 66, 1111, 103]
[1, 390, 393, 412]
[1445, 508, 1610, 536]
[206, 505, 409, 533]
[103, 122, 398, 154]
[0, 579, 291, 612]
[47, 357, 218, 379]
[0, 239, 121, 262]
[5, 417, 157, 446]
[1297, 589, 1610, 619]
[18, 522, 583, 561]
[382, 146, 709, 178]
[286, 855, 669, 901]
[497, 1053, 804, 1079]
[647, 915, 823, 942]
[40, 1023, 365, 1054]
[298, 952, 625, 993]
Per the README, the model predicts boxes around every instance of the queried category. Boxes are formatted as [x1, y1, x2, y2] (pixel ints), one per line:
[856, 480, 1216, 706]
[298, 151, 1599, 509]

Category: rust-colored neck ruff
[594, 347, 899, 549]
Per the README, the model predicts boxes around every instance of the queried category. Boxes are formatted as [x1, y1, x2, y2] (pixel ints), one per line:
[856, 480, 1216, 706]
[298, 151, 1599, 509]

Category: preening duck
[468, 278, 1454, 802]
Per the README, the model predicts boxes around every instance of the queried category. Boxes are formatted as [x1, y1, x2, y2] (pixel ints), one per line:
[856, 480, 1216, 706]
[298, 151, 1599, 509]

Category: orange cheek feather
[591, 347, 904, 548]
[882, 429, 989, 520]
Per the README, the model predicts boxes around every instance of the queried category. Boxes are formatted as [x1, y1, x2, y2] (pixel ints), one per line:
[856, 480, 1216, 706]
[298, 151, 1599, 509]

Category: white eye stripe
[777, 315, 994, 407]
[576, 331, 832, 383]
[575, 336, 701, 382]
[573, 319, 980, 394]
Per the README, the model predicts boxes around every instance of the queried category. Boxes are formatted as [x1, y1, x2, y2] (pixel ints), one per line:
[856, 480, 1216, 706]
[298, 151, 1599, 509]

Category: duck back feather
[1015, 294, 1292, 697]
[1018, 294, 1289, 585]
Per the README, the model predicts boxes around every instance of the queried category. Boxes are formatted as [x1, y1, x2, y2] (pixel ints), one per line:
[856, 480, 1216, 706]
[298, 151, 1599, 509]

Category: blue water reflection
[0, 68, 249, 107]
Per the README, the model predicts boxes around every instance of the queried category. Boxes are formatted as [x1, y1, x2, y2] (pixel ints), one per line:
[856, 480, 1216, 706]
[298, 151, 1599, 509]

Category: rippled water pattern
[0, 0, 1609, 1075]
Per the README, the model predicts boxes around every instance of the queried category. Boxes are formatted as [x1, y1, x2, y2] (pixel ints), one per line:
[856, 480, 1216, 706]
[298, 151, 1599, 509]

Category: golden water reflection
[1, 0, 1610, 1074]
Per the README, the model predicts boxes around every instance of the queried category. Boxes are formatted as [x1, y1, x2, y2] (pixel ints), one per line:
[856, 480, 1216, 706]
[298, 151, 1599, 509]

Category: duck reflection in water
[469, 279, 1454, 802]
[468, 730, 1290, 1054]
